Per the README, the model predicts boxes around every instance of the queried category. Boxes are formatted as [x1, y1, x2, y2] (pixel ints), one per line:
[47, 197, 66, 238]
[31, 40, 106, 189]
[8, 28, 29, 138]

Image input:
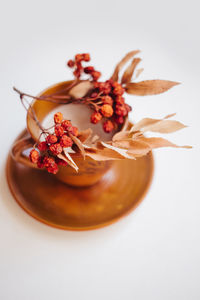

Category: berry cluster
[29, 112, 78, 174]
[67, 53, 101, 81]
[90, 80, 132, 132]
[67, 53, 132, 133]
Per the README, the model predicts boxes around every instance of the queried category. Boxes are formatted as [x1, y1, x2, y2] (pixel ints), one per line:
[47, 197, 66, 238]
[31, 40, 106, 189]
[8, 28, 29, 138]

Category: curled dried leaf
[85, 148, 127, 161]
[69, 134, 86, 159]
[121, 58, 141, 84]
[78, 128, 93, 143]
[125, 80, 180, 96]
[110, 50, 140, 82]
[91, 134, 100, 144]
[69, 80, 93, 98]
[101, 141, 134, 159]
[113, 139, 151, 155]
[58, 150, 79, 172]
[121, 116, 129, 132]
[112, 130, 131, 142]
[136, 137, 192, 149]
[82, 144, 98, 151]
[142, 120, 187, 134]
[130, 114, 186, 134]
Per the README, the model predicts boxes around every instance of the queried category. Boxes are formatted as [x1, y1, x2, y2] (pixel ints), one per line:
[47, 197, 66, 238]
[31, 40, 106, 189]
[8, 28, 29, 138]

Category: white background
[0, 1, 200, 299]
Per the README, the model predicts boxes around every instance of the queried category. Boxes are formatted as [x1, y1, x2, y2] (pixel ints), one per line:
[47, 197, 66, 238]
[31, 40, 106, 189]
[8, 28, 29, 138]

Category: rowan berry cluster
[67, 53, 101, 81]
[90, 80, 132, 132]
[68, 53, 132, 133]
[29, 112, 78, 174]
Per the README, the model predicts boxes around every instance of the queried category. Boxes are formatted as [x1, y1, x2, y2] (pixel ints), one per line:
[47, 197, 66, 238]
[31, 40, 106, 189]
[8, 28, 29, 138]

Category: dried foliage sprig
[13, 51, 190, 174]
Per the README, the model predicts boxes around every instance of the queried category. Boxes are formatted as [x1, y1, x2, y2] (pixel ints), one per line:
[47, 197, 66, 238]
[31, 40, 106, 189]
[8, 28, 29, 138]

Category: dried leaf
[91, 134, 100, 143]
[69, 134, 86, 159]
[82, 144, 98, 150]
[112, 129, 140, 142]
[58, 150, 79, 172]
[136, 137, 192, 149]
[69, 81, 93, 99]
[130, 114, 186, 134]
[121, 116, 129, 132]
[113, 139, 151, 155]
[112, 130, 131, 142]
[110, 50, 140, 82]
[163, 113, 176, 119]
[125, 80, 180, 96]
[135, 68, 144, 79]
[78, 128, 93, 143]
[85, 148, 127, 161]
[121, 58, 141, 84]
[142, 120, 187, 133]
[101, 141, 134, 159]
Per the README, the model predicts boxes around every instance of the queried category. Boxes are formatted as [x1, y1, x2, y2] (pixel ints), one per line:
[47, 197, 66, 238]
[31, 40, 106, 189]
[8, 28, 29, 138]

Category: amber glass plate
[6, 130, 154, 231]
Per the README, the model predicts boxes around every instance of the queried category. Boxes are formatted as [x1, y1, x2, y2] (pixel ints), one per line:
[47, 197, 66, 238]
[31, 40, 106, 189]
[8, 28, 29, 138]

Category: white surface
[0, 1, 200, 299]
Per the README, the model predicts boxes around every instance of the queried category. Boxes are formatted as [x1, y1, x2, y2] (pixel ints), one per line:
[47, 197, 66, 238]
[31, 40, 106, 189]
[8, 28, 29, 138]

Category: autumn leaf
[78, 128, 93, 143]
[130, 115, 187, 134]
[69, 134, 86, 159]
[58, 151, 79, 172]
[85, 148, 128, 161]
[125, 80, 180, 96]
[101, 141, 135, 159]
[113, 139, 151, 156]
[136, 137, 192, 149]
[121, 58, 141, 84]
[110, 50, 140, 82]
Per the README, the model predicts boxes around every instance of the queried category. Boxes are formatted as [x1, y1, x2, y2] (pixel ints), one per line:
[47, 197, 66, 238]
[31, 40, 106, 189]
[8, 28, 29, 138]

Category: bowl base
[6, 130, 154, 230]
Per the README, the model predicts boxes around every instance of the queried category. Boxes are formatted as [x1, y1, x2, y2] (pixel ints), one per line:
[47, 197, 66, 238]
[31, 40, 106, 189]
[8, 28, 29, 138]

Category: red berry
[112, 82, 121, 88]
[69, 126, 78, 136]
[101, 104, 113, 118]
[49, 143, 63, 155]
[67, 60, 75, 68]
[29, 149, 39, 164]
[37, 156, 45, 168]
[115, 104, 128, 117]
[54, 112, 63, 124]
[73, 68, 81, 78]
[125, 103, 132, 112]
[90, 92, 98, 98]
[55, 157, 68, 166]
[103, 120, 114, 133]
[115, 96, 125, 105]
[91, 71, 101, 81]
[46, 134, 57, 144]
[84, 66, 94, 74]
[38, 141, 48, 152]
[101, 95, 113, 106]
[113, 86, 125, 96]
[102, 81, 112, 94]
[60, 135, 73, 148]
[83, 53, 90, 62]
[43, 157, 58, 174]
[91, 112, 102, 124]
[75, 54, 83, 63]
[47, 163, 58, 174]
[55, 125, 64, 137]
[93, 82, 104, 91]
[114, 115, 124, 125]
[43, 157, 54, 168]
[106, 79, 114, 85]
[61, 120, 72, 130]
